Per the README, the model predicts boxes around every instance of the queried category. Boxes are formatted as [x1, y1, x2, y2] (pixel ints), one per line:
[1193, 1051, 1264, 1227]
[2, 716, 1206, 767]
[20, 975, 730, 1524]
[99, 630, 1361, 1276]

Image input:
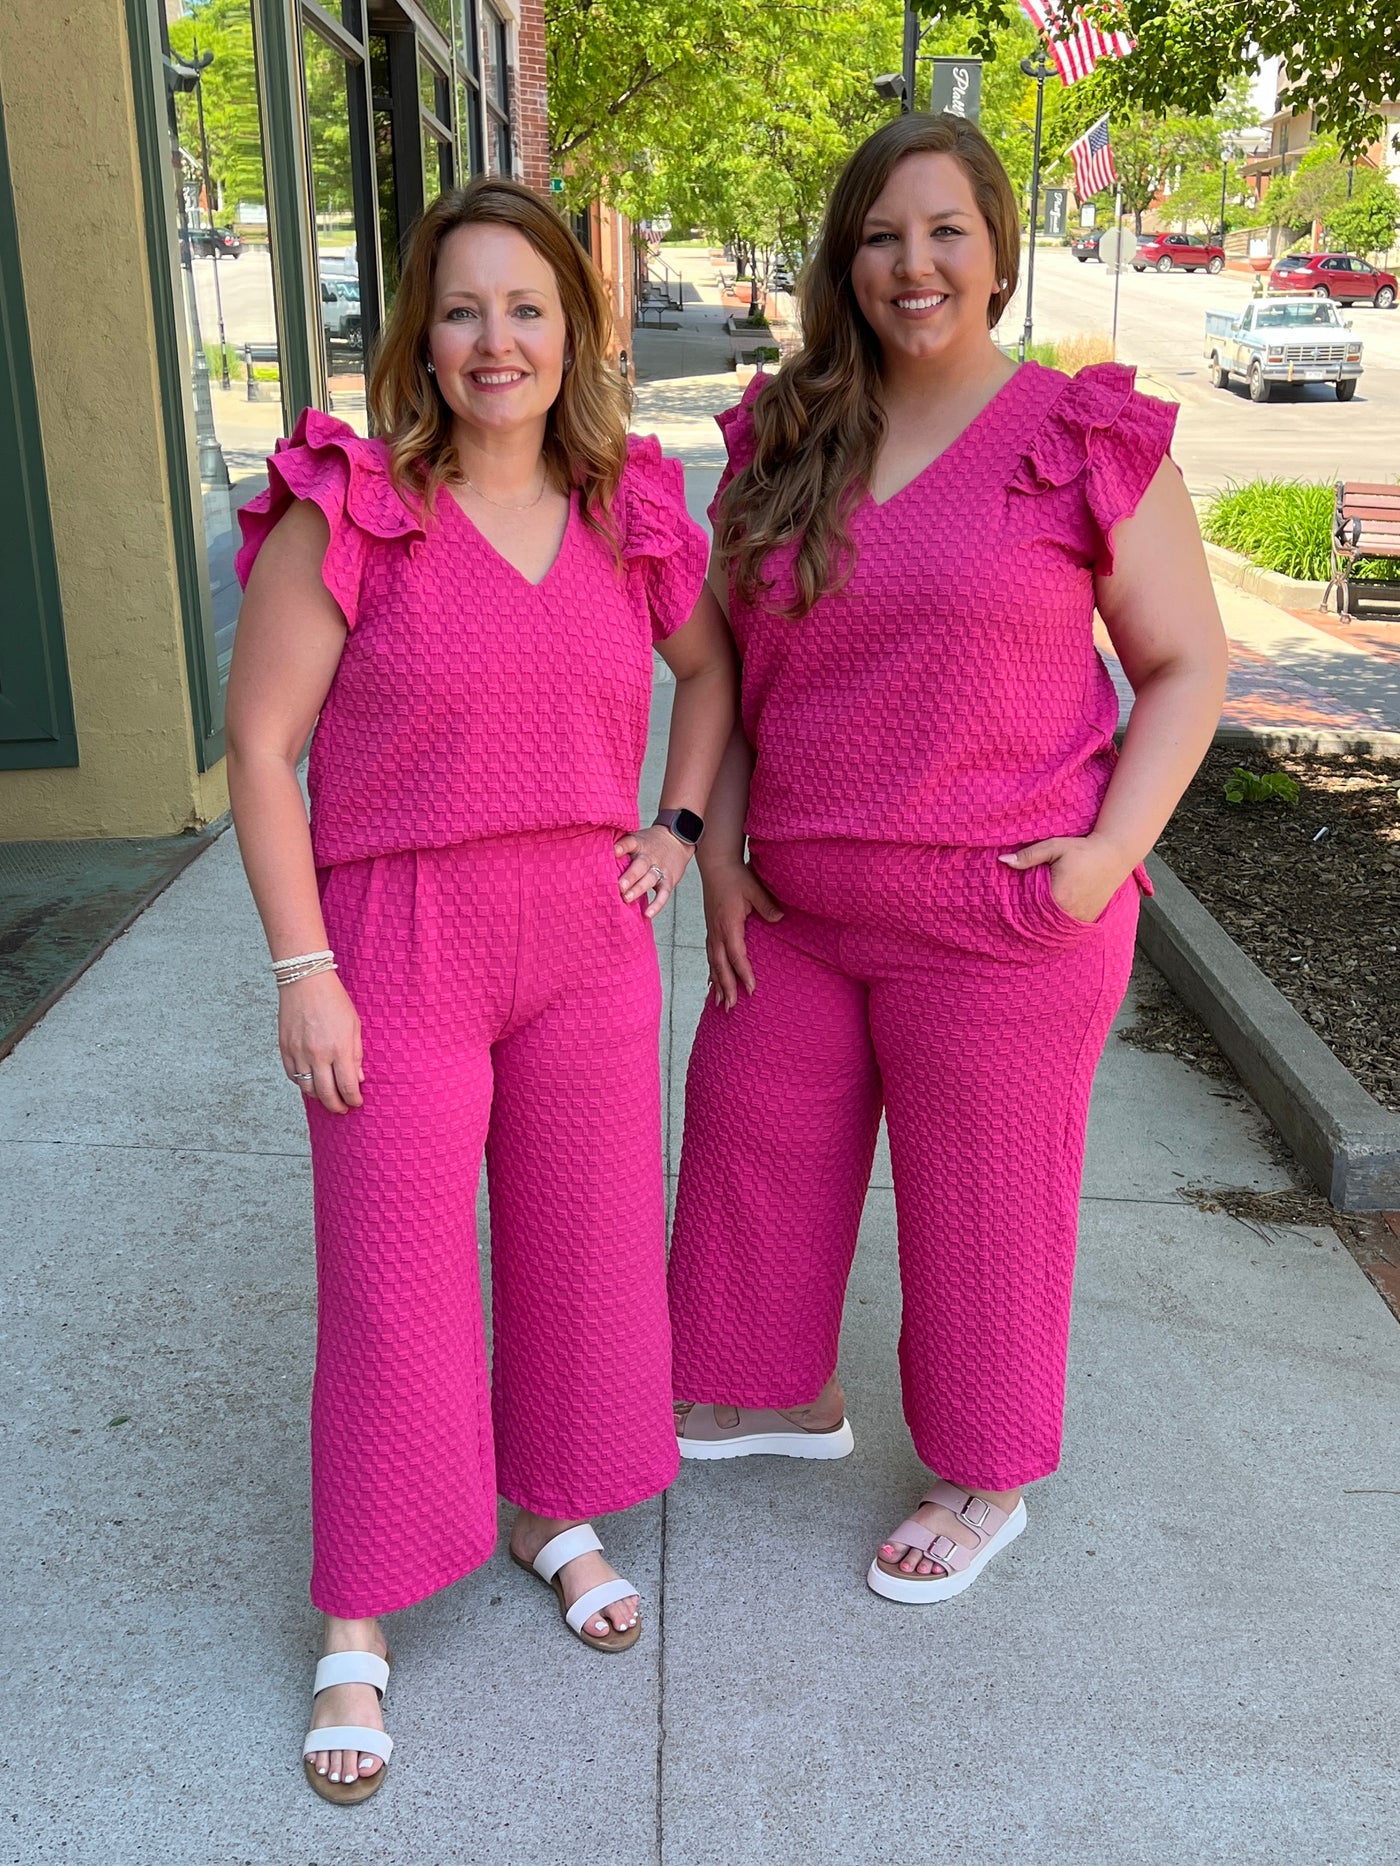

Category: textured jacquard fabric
[710, 363, 1177, 847]
[668, 838, 1140, 1490]
[307, 830, 678, 1619]
[235, 412, 708, 868]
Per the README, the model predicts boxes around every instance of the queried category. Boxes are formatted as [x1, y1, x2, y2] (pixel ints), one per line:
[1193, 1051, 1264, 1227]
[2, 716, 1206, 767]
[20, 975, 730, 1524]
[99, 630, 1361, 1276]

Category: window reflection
[164, 0, 282, 669]
[302, 26, 367, 434]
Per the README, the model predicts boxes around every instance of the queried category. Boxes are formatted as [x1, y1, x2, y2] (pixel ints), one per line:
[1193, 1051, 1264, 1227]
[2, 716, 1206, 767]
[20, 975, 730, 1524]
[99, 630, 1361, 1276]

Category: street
[995, 243, 1400, 497]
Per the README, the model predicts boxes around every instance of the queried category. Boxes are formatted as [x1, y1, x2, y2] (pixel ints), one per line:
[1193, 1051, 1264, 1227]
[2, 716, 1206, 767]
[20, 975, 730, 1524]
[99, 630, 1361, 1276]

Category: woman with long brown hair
[228, 178, 734, 1800]
[668, 116, 1226, 1598]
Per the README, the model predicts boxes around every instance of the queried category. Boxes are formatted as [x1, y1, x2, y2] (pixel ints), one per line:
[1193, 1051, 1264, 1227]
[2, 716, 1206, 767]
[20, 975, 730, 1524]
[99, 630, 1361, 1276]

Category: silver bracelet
[275, 957, 338, 987]
[271, 948, 333, 975]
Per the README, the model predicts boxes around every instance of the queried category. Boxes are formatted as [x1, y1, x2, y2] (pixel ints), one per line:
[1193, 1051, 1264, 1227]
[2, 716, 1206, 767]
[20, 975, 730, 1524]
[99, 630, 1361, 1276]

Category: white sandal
[867, 1482, 1027, 1604]
[511, 1523, 642, 1653]
[302, 1650, 394, 1804]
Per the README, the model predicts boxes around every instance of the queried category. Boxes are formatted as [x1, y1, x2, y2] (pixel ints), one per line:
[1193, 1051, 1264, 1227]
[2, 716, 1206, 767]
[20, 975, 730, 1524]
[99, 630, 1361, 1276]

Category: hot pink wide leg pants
[305, 828, 679, 1618]
[668, 838, 1141, 1492]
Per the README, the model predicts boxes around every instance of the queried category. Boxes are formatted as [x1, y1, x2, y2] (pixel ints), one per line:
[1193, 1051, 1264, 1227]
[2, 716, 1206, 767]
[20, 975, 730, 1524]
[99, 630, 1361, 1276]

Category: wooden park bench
[1330, 482, 1400, 618]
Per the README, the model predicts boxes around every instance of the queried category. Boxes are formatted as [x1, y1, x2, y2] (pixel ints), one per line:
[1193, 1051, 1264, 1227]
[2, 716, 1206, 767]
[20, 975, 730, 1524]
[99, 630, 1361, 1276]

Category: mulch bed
[1154, 745, 1400, 1114]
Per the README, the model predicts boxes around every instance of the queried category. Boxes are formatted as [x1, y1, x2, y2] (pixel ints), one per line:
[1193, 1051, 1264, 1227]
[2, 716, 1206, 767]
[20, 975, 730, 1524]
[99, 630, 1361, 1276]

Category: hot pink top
[713, 362, 1177, 847]
[235, 410, 707, 867]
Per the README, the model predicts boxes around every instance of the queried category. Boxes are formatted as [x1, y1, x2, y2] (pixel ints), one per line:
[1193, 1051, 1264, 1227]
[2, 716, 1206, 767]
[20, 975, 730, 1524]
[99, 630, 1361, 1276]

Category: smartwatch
[653, 807, 705, 847]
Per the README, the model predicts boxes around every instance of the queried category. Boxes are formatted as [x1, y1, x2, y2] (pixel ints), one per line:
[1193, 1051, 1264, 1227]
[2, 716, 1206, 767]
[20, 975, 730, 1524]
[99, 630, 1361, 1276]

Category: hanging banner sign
[1042, 187, 1070, 239]
[929, 58, 983, 123]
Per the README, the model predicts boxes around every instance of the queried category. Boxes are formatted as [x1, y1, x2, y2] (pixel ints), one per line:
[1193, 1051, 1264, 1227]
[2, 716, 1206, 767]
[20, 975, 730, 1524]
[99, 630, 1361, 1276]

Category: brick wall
[514, 0, 550, 194]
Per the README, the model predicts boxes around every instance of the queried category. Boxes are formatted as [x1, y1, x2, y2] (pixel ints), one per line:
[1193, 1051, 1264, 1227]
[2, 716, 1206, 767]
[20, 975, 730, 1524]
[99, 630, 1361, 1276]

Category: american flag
[1018, 1, 1136, 85]
[1066, 114, 1117, 199]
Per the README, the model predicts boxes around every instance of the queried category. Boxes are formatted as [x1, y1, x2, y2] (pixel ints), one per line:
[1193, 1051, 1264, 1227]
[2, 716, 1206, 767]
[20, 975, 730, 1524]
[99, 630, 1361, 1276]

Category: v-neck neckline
[865, 362, 1030, 513]
[440, 484, 575, 589]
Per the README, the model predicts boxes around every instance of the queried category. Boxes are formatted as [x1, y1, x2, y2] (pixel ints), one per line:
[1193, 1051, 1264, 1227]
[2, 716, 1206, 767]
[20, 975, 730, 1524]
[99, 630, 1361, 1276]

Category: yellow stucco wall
[0, 3, 229, 839]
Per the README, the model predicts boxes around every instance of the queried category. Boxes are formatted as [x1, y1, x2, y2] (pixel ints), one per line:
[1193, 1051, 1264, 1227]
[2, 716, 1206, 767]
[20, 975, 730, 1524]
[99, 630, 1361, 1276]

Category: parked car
[320, 274, 361, 348]
[1133, 232, 1225, 274]
[1204, 297, 1363, 402]
[180, 224, 242, 260]
[1267, 252, 1397, 307]
[1071, 231, 1101, 263]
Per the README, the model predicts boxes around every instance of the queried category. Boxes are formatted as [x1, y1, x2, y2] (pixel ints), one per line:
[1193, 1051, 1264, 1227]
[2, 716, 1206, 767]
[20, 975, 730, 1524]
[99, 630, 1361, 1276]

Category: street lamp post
[901, 6, 920, 114]
[190, 39, 231, 393]
[1018, 47, 1055, 359]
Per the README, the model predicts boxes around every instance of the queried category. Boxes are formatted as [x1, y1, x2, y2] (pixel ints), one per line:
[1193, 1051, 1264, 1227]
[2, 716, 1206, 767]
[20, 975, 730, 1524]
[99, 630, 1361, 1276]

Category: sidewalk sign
[1043, 188, 1069, 238]
[929, 58, 982, 123]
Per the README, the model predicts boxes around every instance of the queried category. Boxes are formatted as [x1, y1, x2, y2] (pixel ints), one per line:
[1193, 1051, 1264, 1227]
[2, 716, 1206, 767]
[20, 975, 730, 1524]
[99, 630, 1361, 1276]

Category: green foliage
[1330, 179, 1400, 257]
[1203, 481, 1334, 581]
[167, 0, 267, 210]
[1203, 480, 1395, 582]
[1223, 767, 1300, 807]
[921, 2, 1400, 159]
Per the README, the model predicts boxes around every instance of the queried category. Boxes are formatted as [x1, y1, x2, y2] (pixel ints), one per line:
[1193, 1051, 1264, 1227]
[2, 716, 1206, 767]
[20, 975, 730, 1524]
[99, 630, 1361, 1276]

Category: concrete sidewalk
[4, 382, 1399, 1866]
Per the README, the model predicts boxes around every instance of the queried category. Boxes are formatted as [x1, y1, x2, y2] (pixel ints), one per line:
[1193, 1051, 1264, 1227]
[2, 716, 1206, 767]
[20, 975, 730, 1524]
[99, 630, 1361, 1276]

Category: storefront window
[483, 5, 513, 176]
[302, 22, 368, 432]
[455, 0, 486, 178]
[162, 0, 283, 672]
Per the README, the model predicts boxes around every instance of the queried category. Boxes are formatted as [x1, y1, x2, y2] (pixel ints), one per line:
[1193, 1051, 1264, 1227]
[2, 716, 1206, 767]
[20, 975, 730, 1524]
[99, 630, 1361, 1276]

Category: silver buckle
[958, 1496, 993, 1533]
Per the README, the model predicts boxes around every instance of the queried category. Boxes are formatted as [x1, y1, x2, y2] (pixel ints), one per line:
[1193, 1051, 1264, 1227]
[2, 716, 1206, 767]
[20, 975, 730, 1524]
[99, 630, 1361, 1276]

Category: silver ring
[290, 1071, 313, 1082]
[649, 865, 666, 884]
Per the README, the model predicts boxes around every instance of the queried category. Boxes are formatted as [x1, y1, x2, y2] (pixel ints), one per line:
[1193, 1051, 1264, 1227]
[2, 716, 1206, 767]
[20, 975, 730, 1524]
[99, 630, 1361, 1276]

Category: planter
[1201, 538, 1328, 611]
[1139, 856, 1400, 1210]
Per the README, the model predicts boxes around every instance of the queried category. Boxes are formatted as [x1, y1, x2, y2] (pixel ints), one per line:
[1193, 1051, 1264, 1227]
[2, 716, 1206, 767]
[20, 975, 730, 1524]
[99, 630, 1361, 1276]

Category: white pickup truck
[1203, 297, 1364, 402]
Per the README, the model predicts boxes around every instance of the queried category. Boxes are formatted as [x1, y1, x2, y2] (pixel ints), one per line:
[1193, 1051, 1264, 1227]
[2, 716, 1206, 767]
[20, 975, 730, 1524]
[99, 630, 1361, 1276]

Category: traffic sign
[549, 177, 564, 195]
[1098, 228, 1138, 271]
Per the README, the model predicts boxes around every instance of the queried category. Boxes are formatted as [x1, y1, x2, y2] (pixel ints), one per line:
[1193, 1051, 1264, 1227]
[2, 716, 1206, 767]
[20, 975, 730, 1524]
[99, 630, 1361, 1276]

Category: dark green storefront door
[0, 92, 76, 773]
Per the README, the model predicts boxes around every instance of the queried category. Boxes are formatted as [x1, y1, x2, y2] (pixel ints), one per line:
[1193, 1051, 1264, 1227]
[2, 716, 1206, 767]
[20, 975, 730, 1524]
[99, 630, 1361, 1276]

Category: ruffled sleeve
[706, 371, 768, 529]
[234, 408, 425, 627]
[1009, 363, 1178, 576]
[618, 431, 710, 641]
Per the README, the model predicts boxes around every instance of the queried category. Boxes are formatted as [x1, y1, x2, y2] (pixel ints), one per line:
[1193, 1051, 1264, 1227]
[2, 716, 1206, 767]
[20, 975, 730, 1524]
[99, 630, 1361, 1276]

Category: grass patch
[1202, 479, 1396, 582]
[1006, 335, 1117, 373]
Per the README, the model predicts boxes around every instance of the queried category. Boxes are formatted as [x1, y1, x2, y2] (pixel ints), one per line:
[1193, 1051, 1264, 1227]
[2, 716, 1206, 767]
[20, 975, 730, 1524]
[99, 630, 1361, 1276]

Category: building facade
[0, 0, 569, 841]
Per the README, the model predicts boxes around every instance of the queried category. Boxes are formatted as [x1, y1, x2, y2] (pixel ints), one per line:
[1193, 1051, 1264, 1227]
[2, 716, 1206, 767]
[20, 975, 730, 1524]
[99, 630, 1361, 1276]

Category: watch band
[653, 807, 705, 847]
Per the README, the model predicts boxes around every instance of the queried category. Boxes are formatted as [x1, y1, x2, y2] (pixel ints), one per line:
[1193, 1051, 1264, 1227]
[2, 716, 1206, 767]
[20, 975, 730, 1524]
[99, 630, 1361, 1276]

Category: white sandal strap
[565, 1576, 637, 1636]
[313, 1651, 390, 1697]
[533, 1523, 603, 1583]
[302, 1725, 394, 1762]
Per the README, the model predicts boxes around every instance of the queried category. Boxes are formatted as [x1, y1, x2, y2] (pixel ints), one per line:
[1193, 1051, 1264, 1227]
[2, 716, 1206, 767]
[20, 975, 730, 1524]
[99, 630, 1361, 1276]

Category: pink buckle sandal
[867, 1479, 1027, 1603]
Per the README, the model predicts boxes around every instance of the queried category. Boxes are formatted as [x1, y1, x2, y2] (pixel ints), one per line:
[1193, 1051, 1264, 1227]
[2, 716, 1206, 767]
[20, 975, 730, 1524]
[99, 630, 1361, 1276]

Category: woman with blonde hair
[229, 177, 734, 1801]
[669, 115, 1226, 1597]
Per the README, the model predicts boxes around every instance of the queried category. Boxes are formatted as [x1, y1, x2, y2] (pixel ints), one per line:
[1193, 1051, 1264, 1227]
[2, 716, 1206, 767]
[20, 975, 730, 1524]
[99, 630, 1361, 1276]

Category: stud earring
[999, 278, 1008, 290]
[426, 361, 436, 374]
[563, 354, 574, 372]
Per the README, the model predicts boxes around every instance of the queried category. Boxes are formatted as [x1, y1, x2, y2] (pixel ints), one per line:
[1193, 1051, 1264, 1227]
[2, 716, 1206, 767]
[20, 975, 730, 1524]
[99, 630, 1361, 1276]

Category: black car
[1071, 231, 1101, 263]
[180, 224, 243, 260]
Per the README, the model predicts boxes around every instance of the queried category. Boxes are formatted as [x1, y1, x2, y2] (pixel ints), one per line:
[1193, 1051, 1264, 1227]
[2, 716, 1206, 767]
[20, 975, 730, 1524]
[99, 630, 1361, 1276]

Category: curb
[1213, 722, 1400, 756]
[1203, 539, 1328, 610]
[1137, 853, 1400, 1212]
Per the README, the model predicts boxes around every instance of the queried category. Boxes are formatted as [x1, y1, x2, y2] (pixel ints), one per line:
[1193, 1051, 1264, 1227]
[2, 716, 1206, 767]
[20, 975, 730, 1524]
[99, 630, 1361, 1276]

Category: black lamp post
[189, 40, 231, 392]
[1018, 46, 1055, 359]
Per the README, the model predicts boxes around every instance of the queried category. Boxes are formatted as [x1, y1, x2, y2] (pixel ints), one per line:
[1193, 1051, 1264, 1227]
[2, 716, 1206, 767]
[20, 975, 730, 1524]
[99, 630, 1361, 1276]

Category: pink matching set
[239, 358, 1176, 1616]
[236, 412, 707, 1617]
[668, 363, 1177, 1490]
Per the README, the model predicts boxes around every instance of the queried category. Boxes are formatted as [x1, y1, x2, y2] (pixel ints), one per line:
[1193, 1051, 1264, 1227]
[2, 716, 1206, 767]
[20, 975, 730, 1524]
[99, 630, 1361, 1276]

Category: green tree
[1330, 179, 1400, 258]
[167, 0, 267, 214]
[920, 1, 1400, 159]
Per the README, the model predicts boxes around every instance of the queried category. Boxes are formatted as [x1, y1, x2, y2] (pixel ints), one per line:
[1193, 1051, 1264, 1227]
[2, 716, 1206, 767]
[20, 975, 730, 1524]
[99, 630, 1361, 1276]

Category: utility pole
[1018, 46, 1054, 359]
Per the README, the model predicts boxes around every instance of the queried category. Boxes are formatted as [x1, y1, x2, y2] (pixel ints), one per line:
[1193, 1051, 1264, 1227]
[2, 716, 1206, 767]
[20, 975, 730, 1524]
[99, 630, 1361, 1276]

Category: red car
[1268, 252, 1397, 308]
[1132, 232, 1226, 274]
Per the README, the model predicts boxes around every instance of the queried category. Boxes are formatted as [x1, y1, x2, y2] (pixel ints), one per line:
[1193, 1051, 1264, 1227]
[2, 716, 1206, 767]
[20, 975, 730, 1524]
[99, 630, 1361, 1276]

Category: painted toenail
[329, 1772, 339, 1782]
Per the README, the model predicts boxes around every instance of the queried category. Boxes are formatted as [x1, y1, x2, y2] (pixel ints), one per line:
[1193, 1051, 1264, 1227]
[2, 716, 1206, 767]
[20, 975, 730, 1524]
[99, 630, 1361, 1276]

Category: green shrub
[1202, 479, 1396, 582]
